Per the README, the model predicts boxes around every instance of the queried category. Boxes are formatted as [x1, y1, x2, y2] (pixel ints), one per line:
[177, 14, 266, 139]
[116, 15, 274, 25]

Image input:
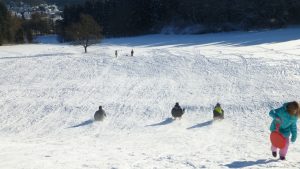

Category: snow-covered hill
[0, 28, 300, 169]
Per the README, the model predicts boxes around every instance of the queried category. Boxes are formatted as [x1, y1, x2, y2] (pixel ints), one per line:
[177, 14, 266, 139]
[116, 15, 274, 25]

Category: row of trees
[3, 0, 300, 51]
[1, 0, 99, 53]
[0, 1, 55, 45]
[4, 0, 85, 7]
[60, 0, 300, 38]
[0, 1, 26, 45]
[4, 0, 45, 6]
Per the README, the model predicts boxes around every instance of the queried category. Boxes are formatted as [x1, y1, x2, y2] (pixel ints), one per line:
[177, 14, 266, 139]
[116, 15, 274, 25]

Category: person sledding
[171, 102, 185, 120]
[213, 103, 224, 120]
[94, 106, 107, 121]
[269, 101, 299, 160]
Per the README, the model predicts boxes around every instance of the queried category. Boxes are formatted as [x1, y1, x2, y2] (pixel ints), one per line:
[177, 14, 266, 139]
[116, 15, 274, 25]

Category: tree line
[60, 0, 300, 38]
[0, 1, 55, 45]
[4, 0, 85, 7]
[2, 0, 300, 46]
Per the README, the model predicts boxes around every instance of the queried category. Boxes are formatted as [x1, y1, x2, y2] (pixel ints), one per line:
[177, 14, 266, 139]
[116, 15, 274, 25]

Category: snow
[0, 27, 300, 169]
[34, 35, 60, 44]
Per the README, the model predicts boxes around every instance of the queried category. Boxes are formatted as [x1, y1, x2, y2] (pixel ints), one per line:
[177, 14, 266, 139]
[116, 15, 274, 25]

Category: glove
[291, 136, 296, 143]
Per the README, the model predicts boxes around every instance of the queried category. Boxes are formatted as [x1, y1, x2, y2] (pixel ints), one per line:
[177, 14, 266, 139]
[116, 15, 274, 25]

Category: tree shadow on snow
[187, 120, 213, 130]
[145, 118, 174, 127]
[103, 28, 300, 47]
[69, 119, 94, 128]
[0, 53, 73, 60]
[225, 159, 278, 168]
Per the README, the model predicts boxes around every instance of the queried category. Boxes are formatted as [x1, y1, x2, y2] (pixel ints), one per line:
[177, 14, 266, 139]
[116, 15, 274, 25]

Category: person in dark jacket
[213, 103, 224, 120]
[171, 102, 185, 120]
[131, 49, 134, 56]
[115, 50, 118, 58]
[94, 106, 107, 121]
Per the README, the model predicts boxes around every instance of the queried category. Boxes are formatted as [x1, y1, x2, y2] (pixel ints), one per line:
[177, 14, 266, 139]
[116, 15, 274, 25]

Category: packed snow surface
[0, 28, 300, 169]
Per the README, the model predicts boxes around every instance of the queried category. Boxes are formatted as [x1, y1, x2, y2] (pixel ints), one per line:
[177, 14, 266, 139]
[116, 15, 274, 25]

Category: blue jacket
[269, 103, 298, 142]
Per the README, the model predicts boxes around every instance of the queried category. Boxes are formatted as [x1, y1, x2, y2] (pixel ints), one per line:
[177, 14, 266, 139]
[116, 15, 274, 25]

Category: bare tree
[67, 14, 102, 53]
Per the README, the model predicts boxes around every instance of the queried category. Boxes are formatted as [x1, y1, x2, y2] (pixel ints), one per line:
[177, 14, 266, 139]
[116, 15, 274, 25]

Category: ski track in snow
[0, 28, 300, 169]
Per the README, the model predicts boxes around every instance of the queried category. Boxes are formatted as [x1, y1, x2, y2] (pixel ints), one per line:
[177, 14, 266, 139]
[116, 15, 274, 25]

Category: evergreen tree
[59, 0, 300, 38]
[0, 1, 9, 45]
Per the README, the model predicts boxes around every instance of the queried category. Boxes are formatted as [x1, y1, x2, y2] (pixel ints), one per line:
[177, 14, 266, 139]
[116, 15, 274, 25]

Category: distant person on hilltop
[115, 50, 118, 58]
[131, 49, 134, 56]
[269, 101, 299, 160]
[171, 102, 185, 120]
[94, 106, 107, 121]
[213, 103, 224, 120]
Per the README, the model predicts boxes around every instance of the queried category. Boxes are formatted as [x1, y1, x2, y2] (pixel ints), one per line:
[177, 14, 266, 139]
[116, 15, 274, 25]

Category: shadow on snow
[0, 53, 73, 60]
[69, 119, 94, 128]
[187, 120, 213, 130]
[145, 117, 174, 127]
[103, 28, 300, 47]
[225, 159, 278, 168]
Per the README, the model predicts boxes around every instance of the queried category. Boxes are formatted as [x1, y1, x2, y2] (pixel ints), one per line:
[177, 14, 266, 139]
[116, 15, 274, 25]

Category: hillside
[0, 28, 300, 168]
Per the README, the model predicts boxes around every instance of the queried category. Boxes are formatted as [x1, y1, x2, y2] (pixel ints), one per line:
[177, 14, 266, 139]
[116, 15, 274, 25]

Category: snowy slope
[0, 27, 300, 169]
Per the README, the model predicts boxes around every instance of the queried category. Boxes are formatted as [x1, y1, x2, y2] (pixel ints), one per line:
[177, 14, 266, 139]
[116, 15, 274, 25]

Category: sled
[270, 121, 286, 149]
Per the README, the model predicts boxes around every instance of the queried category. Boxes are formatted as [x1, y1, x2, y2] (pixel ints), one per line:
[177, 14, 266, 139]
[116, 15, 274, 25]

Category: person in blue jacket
[269, 101, 299, 160]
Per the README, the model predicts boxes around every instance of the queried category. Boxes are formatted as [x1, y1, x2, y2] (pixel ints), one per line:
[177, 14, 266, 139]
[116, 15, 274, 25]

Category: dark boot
[280, 156, 286, 160]
[272, 152, 277, 157]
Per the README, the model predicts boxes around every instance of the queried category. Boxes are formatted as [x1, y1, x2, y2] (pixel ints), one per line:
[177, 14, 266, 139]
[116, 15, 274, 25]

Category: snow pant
[271, 138, 290, 157]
